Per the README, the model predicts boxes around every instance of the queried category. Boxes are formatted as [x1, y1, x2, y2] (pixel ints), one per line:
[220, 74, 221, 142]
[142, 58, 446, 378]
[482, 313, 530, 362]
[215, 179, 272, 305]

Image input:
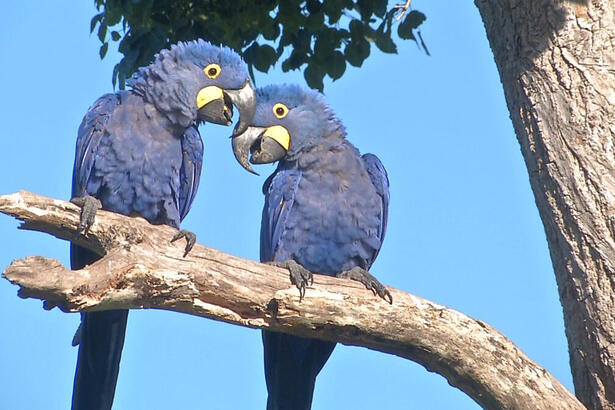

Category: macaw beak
[196, 86, 231, 125]
[196, 80, 256, 131]
[226, 81, 257, 135]
[232, 125, 290, 175]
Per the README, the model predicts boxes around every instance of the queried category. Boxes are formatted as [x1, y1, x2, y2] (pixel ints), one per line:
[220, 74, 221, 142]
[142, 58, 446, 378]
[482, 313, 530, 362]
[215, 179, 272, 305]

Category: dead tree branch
[0, 191, 583, 409]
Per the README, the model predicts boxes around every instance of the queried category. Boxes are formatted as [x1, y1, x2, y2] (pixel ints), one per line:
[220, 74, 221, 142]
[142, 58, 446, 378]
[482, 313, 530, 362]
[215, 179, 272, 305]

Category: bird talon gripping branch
[70, 195, 102, 236]
[338, 266, 393, 304]
[267, 260, 313, 300]
[171, 229, 197, 257]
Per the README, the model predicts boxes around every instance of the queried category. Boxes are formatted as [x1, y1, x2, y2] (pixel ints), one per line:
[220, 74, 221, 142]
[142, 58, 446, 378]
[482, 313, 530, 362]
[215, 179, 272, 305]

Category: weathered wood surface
[0, 191, 583, 409]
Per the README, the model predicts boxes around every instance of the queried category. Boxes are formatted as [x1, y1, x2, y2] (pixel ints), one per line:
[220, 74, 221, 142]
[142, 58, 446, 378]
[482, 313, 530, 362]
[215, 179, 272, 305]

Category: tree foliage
[91, 0, 426, 91]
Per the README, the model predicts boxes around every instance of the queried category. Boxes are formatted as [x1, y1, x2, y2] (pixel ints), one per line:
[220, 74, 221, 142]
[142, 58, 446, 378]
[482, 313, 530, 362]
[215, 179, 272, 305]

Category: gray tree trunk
[476, 0, 615, 408]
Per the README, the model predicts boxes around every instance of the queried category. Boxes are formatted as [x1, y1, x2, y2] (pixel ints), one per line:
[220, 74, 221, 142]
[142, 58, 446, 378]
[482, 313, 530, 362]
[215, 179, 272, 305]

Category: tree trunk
[476, 0, 615, 408]
[0, 191, 584, 409]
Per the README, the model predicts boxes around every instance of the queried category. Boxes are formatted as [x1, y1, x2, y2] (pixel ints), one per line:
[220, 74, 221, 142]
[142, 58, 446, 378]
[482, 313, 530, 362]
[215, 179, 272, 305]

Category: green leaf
[375, 33, 397, 54]
[406, 10, 427, 28]
[306, 0, 322, 14]
[105, 6, 122, 26]
[255, 44, 277, 72]
[282, 49, 307, 71]
[242, 42, 259, 65]
[278, 1, 303, 29]
[373, 0, 388, 17]
[281, 59, 291, 72]
[314, 31, 335, 57]
[97, 22, 107, 42]
[99, 42, 109, 59]
[90, 13, 104, 33]
[305, 11, 324, 29]
[279, 28, 293, 47]
[304, 63, 324, 91]
[398, 11, 426, 39]
[245, 43, 277, 73]
[261, 19, 281, 41]
[326, 51, 346, 80]
[90, 0, 427, 89]
[295, 28, 311, 50]
[323, 0, 343, 23]
[357, 0, 374, 22]
[349, 19, 364, 40]
[344, 37, 370, 67]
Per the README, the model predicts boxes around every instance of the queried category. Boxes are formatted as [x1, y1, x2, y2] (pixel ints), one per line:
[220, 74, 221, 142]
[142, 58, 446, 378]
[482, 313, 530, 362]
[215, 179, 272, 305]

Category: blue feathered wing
[260, 166, 302, 263]
[71, 94, 119, 198]
[178, 126, 204, 221]
[362, 153, 390, 267]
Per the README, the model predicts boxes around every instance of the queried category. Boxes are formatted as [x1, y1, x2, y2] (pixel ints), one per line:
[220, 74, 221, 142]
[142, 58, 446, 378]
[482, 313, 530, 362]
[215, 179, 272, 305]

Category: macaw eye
[204, 63, 221, 79]
[273, 103, 289, 119]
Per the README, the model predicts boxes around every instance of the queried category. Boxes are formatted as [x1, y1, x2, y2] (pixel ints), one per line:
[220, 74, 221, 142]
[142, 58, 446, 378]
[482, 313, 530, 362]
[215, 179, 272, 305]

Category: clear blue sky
[0, 2, 572, 409]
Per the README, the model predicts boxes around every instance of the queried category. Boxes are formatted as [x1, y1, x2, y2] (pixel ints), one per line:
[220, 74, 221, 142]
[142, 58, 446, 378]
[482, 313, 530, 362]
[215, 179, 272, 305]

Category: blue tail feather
[70, 244, 128, 410]
[263, 330, 336, 410]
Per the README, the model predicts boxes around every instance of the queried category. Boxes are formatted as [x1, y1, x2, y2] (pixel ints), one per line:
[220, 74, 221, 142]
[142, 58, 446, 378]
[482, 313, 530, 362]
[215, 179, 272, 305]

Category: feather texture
[69, 39, 248, 410]
[256, 85, 390, 410]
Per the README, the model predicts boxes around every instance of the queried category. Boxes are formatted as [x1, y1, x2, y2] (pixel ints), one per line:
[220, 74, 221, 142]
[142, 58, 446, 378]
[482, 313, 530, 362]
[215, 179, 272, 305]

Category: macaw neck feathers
[129, 63, 197, 128]
[288, 131, 365, 178]
[286, 126, 350, 165]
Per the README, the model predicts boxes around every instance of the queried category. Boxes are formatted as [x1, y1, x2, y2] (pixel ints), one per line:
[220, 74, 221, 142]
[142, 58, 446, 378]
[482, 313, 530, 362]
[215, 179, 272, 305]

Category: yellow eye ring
[273, 103, 289, 119]
[204, 63, 221, 79]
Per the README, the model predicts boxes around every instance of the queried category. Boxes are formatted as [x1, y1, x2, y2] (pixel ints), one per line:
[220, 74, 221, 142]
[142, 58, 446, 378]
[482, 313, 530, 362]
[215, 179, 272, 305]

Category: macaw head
[231, 84, 341, 174]
[128, 39, 256, 133]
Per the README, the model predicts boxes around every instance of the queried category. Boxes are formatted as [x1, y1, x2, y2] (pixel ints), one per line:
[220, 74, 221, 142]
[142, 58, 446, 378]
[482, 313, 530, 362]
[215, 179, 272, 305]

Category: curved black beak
[232, 125, 289, 175]
[226, 81, 257, 136]
[196, 80, 256, 131]
[197, 97, 232, 125]
[232, 126, 264, 175]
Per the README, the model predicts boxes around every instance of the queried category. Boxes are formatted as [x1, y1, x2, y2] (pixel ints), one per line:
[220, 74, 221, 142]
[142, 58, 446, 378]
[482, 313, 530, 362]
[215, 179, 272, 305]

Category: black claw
[338, 267, 393, 304]
[70, 195, 102, 236]
[267, 260, 314, 301]
[43, 300, 58, 311]
[171, 229, 197, 257]
[383, 289, 393, 305]
[72, 322, 82, 346]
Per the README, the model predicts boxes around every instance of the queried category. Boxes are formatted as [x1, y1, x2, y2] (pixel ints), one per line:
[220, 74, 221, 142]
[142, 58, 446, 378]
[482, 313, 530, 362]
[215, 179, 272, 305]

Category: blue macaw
[70, 39, 255, 410]
[232, 84, 391, 410]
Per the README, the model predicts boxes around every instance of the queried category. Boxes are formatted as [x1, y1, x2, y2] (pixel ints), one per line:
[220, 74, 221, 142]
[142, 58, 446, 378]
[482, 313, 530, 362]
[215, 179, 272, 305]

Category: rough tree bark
[476, 0, 615, 408]
[0, 191, 584, 409]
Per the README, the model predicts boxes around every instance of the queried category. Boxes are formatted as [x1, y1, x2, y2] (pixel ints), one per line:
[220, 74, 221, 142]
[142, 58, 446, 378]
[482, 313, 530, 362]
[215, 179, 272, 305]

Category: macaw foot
[171, 229, 197, 257]
[338, 266, 393, 304]
[267, 260, 314, 301]
[70, 195, 102, 236]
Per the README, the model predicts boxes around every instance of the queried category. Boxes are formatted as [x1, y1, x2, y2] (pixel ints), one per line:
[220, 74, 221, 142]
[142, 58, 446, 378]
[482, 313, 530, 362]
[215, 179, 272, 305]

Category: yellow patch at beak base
[264, 125, 290, 151]
[196, 86, 224, 109]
